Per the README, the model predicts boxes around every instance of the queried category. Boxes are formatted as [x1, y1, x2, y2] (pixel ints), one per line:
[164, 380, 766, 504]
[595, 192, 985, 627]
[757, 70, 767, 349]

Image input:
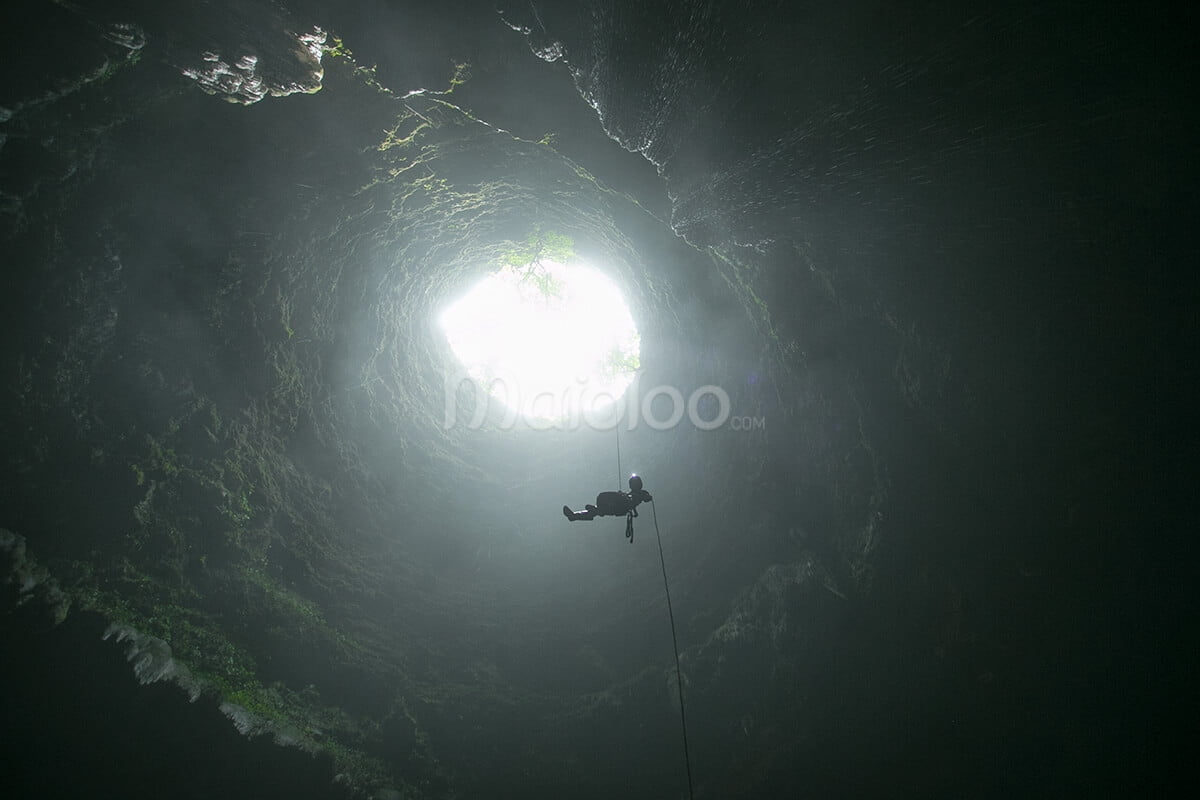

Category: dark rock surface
[1, 1, 1192, 798]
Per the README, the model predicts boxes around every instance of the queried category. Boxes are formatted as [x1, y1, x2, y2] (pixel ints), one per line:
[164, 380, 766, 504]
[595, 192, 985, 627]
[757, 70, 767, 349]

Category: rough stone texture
[0, 1, 1190, 798]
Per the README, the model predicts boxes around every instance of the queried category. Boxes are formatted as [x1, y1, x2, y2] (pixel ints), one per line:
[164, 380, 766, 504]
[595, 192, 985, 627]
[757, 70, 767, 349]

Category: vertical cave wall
[1, 1, 1190, 798]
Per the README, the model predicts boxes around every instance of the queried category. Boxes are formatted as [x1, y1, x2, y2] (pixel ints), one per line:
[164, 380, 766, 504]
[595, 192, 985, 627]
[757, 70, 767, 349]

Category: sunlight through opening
[440, 260, 640, 423]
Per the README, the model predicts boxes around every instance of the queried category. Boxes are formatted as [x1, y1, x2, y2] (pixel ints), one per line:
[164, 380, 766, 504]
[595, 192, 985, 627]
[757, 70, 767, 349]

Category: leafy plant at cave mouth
[601, 343, 641, 380]
[504, 227, 575, 300]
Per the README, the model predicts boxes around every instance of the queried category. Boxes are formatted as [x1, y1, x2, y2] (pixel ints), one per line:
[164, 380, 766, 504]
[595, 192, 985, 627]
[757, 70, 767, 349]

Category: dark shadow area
[0, 605, 350, 800]
[0, 0, 1193, 797]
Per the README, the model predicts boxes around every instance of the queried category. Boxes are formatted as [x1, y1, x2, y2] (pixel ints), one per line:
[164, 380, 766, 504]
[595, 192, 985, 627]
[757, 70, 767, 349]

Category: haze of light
[440, 261, 640, 423]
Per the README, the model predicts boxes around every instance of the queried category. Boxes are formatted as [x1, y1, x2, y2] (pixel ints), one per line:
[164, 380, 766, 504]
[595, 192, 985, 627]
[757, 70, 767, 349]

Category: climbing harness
[617, 417, 636, 543]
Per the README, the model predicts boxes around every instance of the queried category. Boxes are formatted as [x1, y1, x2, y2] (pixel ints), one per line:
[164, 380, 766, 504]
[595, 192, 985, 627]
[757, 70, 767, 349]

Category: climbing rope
[615, 417, 623, 491]
[651, 500, 695, 800]
[612, 415, 691, 795]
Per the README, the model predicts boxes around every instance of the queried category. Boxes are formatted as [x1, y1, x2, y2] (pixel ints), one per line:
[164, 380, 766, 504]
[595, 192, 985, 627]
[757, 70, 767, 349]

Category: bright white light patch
[439, 261, 640, 422]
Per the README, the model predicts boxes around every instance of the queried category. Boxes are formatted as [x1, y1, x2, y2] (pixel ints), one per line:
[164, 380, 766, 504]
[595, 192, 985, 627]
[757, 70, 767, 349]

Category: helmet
[628, 474, 644, 492]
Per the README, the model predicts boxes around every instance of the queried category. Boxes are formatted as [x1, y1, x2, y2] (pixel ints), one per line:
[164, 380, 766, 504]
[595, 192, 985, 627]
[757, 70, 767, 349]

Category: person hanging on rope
[562, 473, 652, 523]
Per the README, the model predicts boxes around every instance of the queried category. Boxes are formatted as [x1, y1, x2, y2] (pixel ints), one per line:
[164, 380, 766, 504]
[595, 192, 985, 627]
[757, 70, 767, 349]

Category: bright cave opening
[439, 259, 640, 424]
